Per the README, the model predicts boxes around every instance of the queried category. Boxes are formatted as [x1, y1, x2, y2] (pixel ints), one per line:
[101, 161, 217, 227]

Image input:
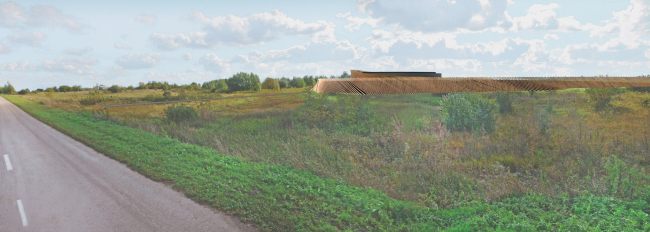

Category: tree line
[1, 71, 353, 95]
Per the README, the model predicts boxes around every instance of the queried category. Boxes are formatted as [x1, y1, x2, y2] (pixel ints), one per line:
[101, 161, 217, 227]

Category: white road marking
[17, 200, 28, 226]
[4, 154, 12, 171]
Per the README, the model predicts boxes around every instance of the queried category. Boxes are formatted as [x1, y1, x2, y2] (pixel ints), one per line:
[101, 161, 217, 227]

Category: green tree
[18, 88, 30, 95]
[107, 85, 122, 93]
[59, 85, 72, 92]
[226, 72, 261, 91]
[290, 77, 306, 88]
[261, 78, 280, 90]
[278, 77, 290, 88]
[1, 82, 17, 94]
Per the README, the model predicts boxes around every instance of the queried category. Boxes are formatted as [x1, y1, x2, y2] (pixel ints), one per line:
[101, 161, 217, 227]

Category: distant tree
[202, 79, 228, 92]
[1, 82, 16, 94]
[290, 77, 306, 88]
[341, 71, 350, 79]
[71, 85, 83, 92]
[18, 88, 30, 95]
[226, 72, 261, 91]
[261, 77, 280, 90]
[107, 85, 122, 93]
[59, 85, 72, 92]
[127, 85, 135, 91]
[278, 77, 290, 88]
[303, 75, 316, 86]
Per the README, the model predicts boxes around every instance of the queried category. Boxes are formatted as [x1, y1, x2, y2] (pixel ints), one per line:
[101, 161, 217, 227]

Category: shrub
[496, 92, 513, 114]
[226, 72, 261, 91]
[164, 104, 198, 123]
[585, 87, 624, 112]
[441, 93, 497, 133]
[18, 88, 30, 95]
[261, 77, 280, 90]
[293, 93, 377, 134]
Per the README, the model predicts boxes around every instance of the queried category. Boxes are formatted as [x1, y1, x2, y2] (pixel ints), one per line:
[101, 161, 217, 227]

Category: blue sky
[1, 0, 649, 89]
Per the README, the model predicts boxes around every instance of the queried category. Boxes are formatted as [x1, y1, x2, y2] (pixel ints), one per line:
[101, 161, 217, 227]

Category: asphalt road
[0, 96, 257, 232]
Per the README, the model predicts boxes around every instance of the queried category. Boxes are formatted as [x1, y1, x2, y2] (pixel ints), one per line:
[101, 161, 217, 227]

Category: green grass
[4, 94, 650, 231]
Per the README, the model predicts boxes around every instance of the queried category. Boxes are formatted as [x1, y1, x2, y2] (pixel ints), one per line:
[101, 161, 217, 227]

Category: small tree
[18, 88, 30, 95]
[496, 92, 513, 114]
[261, 77, 280, 90]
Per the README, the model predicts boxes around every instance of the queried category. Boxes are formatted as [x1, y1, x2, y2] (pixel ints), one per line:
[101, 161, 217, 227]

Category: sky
[0, 0, 649, 90]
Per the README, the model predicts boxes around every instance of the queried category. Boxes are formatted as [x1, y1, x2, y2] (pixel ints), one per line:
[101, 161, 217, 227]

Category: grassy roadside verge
[4, 95, 650, 231]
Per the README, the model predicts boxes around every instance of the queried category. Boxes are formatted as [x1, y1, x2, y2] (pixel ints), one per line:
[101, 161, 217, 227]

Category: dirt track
[0, 96, 257, 231]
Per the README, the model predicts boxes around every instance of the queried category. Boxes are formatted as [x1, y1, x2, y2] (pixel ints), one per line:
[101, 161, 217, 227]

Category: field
[5, 86, 650, 230]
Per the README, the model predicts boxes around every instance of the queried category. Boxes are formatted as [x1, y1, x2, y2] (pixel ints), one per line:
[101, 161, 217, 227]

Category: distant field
[6, 86, 650, 230]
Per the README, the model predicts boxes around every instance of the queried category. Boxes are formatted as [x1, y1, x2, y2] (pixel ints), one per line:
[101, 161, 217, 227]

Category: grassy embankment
[4, 91, 650, 231]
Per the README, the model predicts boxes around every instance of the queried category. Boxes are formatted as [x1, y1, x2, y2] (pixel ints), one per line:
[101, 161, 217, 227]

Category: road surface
[0, 96, 257, 232]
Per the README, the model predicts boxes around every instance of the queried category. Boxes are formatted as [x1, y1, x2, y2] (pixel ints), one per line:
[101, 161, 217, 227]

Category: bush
[226, 72, 261, 92]
[627, 87, 650, 93]
[261, 78, 280, 90]
[293, 93, 377, 134]
[18, 88, 30, 95]
[164, 104, 198, 123]
[496, 92, 513, 114]
[202, 79, 228, 92]
[585, 87, 624, 112]
[441, 93, 497, 133]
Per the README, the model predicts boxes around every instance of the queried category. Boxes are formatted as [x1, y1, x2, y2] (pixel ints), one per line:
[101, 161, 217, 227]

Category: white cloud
[65, 46, 93, 55]
[0, 41, 10, 54]
[183, 53, 193, 60]
[115, 53, 164, 69]
[357, 0, 511, 32]
[0, 60, 37, 71]
[9, 30, 46, 47]
[0, 1, 85, 32]
[149, 32, 208, 50]
[199, 53, 230, 73]
[0, 57, 97, 74]
[343, 16, 382, 31]
[543, 33, 559, 40]
[150, 10, 336, 50]
[114, 42, 132, 50]
[105, 66, 128, 77]
[42, 57, 98, 74]
[234, 40, 360, 64]
[135, 14, 156, 26]
[143, 69, 217, 83]
[589, 0, 650, 51]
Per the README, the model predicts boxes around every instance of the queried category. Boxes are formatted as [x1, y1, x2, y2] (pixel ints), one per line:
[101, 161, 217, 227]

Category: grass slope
[4, 95, 650, 231]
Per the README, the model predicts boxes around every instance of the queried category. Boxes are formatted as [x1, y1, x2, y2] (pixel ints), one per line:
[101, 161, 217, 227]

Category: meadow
[6, 84, 650, 230]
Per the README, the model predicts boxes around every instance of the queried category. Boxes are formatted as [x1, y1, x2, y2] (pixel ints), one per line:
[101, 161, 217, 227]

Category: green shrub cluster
[585, 87, 625, 112]
[496, 92, 513, 114]
[293, 93, 377, 135]
[164, 104, 198, 123]
[441, 93, 497, 133]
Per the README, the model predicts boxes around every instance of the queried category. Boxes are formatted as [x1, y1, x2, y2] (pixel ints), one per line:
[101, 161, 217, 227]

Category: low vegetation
[4, 72, 650, 230]
[5, 94, 650, 231]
